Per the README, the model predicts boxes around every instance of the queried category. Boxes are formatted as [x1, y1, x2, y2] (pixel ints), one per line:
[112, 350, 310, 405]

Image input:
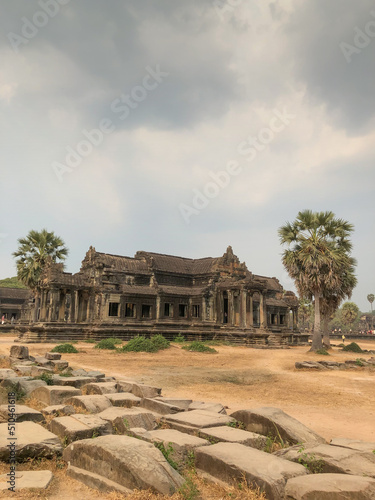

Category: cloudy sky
[1, 0, 374, 311]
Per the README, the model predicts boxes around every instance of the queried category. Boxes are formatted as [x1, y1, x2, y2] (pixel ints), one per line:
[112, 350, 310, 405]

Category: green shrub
[94, 338, 120, 350]
[342, 342, 363, 353]
[121, 335, 170, 353]
[182, 341, 217, 353]
[84, 339, 96, 343]
[316, 349, 329, 356]
[51, 343, 78, 353]
[173, 334, 186, 343]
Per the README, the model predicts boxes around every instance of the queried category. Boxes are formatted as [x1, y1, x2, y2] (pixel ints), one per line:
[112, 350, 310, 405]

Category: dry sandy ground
[0, 336, 374, 498]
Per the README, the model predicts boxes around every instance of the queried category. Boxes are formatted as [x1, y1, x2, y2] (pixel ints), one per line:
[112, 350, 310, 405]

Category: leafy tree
[279, 210, 356, 352]
[13, 229, 68, 289]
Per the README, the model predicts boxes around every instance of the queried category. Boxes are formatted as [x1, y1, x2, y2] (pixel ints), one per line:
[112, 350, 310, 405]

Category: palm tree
[279, 210, 356, 352]
[320, 256, 357, 348]
[13, 229, 68, 290]
[367, 294, 374, 331]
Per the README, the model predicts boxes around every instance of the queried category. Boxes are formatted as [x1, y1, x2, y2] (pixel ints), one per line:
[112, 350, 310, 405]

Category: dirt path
[1, 336, 374, 442]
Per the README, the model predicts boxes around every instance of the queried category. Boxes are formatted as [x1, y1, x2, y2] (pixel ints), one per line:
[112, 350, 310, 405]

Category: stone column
[58, 291, 66, 322]
[156, 295, 161, 320]
[228, 290, 234, 326]
[241, 289, 247, 328]
[259, 293, 266, 328]
[201, 297, 206, 321]
[34, 293, 41, 322]
[74, 291, 79, 323]
[39, 291, 47, 322]
[293, 307, 298, 330]
[249, 293, 254, 326]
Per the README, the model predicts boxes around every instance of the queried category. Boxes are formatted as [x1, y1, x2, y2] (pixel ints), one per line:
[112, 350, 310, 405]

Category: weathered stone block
[0, 422, 62, 460]
[276, 443, 375, 477]
[66, 395, 112, 414]
[10, 345, 29, 359]
[140, 398, 183, 415]
[0, 470, 53, 491]
[50, 360, 69, 370]
[82, 382, 118, 395]
[0, 404, 44, 423]
[231, 407, 326, 446]
[154, 397, 192, 410]
[52, 375, 97, 388]
[107, 393, 141, 407]
[163, 409, 235, 433]
[0, 369, 16, 380]
[330, 437, 375, 454]
[33, 356, 53, 368]
[131, 383, 162, 399]
[195, 442, 307, 500]
[198, 426, 268, 449]
[42, 404, 75, 416]
[49, 414, 111, 443]
[30, 385, 81, 405]
[31, 366, 54, 377]
[98, 407, 158, 432]
[285, 473, 375, 499]
[63, 435, 184, 495]
[45, 352, 61, 360]
[189, 401, 227, 414]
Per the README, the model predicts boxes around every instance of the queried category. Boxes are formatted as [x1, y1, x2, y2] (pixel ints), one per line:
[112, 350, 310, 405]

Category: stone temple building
[19, 246, 304, 345]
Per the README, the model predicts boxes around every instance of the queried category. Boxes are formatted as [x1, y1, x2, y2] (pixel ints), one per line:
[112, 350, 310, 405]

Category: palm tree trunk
[322, 313, 331, 349]
[310, 293, 323, 351]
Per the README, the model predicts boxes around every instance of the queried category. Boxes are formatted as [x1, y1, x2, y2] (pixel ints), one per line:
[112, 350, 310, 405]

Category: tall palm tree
[279, 210, 356, 352]
[321, 256, 357, 348]
[13, 229, 68, 290]
[367, 294, 374, 331]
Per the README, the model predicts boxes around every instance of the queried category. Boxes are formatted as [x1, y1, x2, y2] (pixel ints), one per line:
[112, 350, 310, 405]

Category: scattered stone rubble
[0, 345, 374, 498]
[295, 357, 375, 370]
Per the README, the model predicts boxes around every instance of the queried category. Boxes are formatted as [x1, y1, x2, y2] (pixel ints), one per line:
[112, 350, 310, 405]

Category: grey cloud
[284, 0, 375, 133]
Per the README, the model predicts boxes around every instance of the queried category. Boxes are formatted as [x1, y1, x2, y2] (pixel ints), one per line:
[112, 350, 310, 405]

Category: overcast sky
[1, 0, 374, 311]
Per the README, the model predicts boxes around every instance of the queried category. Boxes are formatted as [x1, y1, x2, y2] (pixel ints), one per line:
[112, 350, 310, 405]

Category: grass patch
[182, 341, 217, 353]
[342, 342, 363, 353]
[84, 338, 97, 343]
[121, 335, 170, 353]
[316, 349, 329, 355]
[51, 343, 78, 354]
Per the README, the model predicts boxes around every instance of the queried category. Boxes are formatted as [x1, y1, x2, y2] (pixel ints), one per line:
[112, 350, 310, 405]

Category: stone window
[142, 304, 151, 318]
[108, 302, 119, 317]
[192, 304, 200, 318]
[271, 313, 278, 325]
[280, 314, 285, 325]
[179, 304, 187, 317]
[164, 303, 173, 317]
[125, 303, 135, 317]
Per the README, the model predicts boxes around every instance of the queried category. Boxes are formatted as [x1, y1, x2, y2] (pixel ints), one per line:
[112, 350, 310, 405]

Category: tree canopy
[13, 229, 68, 290]
[279, 210, 356, 351]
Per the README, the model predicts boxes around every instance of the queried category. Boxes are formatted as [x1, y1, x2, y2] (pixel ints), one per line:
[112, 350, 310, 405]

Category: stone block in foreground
[49, 414, 111, 443]
[82, 382, 118, 395]
[140, 397, 184, 415]
[198, 425, 268, 449]
[276, 443, 375, 477]
[195, 442, 307, 500]
[65, 395, 112, 413]
[162, 409, 235, 434]
[0, 470, 53, 491]
[285, 473, 375, 499]
[30, 385, 81, 405]
[231, 407, 326, 446]
[98, 407, 158, 432]
[330, 437, 375, 454]
[106, 392, 141, 407]
[0, 421, 62, 460]
[0, 404, 44, 423]
[63, 435, 184, 495]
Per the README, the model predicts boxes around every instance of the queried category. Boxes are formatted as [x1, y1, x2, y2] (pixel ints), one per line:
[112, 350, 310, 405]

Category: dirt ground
[1, 336, 374, 499]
